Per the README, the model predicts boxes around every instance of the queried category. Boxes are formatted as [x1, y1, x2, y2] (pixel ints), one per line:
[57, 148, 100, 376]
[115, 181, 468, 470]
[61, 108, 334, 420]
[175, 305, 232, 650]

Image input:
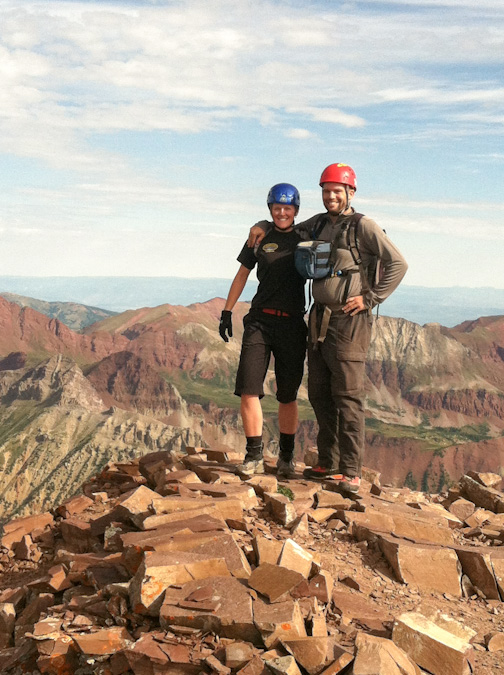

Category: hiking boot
[276, 457, 296, 479]
[302, 465, 343, 481]
[338, 475, 361, 494]
[237, 457, 264, 476]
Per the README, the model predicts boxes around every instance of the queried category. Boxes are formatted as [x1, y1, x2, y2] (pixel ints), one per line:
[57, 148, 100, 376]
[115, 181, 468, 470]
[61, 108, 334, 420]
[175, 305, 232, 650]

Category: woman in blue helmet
[219, 183, 307, 478]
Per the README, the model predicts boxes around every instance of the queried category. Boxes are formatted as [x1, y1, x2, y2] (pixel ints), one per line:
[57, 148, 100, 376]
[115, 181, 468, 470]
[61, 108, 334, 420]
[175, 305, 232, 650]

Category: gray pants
[307, 308, 373, 477]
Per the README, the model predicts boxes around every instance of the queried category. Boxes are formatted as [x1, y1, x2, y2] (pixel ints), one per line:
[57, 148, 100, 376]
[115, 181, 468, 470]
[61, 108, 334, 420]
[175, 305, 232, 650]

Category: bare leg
[240, 395, 263, 436]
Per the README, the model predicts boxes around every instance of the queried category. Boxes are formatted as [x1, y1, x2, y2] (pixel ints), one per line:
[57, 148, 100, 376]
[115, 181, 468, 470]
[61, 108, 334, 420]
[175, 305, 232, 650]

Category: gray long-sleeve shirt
[256, 210, 408, 311]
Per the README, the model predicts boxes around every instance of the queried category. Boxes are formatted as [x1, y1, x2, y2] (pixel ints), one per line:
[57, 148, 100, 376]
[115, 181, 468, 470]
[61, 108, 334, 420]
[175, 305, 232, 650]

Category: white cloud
[284, 128, 317, 140]
[0, 0, 502, 283]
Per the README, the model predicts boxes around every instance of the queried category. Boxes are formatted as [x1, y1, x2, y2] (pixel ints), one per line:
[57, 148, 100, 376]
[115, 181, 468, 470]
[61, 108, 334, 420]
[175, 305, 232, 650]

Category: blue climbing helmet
[267, 183, 300, 208]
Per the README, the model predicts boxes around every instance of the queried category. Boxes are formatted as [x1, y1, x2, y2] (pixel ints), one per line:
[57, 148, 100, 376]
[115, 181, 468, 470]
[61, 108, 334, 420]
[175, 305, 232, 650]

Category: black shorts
[234, 312, 307, 404]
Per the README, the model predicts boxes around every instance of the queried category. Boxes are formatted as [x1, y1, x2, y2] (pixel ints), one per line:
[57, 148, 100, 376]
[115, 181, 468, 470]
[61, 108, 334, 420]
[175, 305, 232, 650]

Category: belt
[262, 308, 290, 317]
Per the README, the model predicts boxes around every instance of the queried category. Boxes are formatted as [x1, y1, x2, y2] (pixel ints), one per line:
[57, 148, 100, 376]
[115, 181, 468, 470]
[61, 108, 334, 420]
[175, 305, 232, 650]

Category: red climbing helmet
[319, 163, 357, 190]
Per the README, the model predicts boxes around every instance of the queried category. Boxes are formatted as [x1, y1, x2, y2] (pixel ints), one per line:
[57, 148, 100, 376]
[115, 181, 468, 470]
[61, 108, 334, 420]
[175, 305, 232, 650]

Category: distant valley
[0, 293, 503, 523]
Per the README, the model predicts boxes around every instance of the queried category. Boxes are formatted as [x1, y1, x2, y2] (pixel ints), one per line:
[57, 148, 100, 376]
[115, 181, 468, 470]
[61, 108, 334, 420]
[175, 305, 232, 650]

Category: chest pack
[294, 213, 370, 282]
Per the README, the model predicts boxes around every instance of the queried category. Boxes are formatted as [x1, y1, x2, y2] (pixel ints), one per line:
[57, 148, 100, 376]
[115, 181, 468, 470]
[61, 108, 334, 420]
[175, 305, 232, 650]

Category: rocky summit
[1, 448, 504, 674]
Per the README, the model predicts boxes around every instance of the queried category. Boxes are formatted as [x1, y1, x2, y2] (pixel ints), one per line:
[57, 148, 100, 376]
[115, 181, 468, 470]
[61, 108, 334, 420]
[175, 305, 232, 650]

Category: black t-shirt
[237, 226, 306, 315]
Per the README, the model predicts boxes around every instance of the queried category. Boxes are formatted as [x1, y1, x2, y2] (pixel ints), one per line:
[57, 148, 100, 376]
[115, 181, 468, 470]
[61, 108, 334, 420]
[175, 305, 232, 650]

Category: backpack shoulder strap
[312, 214, 328, 240]
[346, 212, 364, 265]
[346, 212, 371, 295]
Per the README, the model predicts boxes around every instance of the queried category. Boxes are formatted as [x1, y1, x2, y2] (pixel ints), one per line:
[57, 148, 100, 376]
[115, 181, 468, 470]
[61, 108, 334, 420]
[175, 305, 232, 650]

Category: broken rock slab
[459, 474, 504, 514]
[254, 597, 306, 648]
[0, 603, 15, 649]
[353, 633, 420, 675]
[454, 546, 500, 600]
[160, 575, 260, 643]
[264, 492, 298, 527]
[129, 550, 230, 615]
[378, 535, 462, 597]
[331, 587, 393, 635]
[72, 626, 133, 656]
[253, 536, 283, 566]
[247, 563, 305, 603]
[278, 539, 313, 579]
[466, 470, 502, 489]
[115, 484, 160, 527]
[392, 611, 475, 675]
[281, 636, 351, 675]
[267, 655, 303, 675]
[225, 642, 256, 669]
[448, 498, 475, 523]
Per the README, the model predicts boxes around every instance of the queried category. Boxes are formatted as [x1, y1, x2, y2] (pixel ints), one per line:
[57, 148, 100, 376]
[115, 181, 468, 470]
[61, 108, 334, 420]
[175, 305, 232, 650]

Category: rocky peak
[3, 355, 105, 412]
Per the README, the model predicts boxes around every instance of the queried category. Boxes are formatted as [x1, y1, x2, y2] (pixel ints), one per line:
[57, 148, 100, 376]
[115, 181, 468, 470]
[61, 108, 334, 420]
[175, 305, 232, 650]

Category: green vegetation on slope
[365, 417, 492, 452]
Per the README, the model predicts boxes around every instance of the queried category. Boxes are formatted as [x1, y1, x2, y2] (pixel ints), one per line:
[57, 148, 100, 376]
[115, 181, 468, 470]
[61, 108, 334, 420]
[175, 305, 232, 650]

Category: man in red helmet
[247, 163, 407, 493]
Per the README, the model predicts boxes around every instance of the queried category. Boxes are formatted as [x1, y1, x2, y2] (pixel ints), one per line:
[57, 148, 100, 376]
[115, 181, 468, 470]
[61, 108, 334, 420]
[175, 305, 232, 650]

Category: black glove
[219, 310, 233, 342]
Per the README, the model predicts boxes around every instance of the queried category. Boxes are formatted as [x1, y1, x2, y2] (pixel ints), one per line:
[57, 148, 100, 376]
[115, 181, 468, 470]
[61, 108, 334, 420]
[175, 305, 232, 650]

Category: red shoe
[303, 466, 343, 480]
[339, 475, 361, 493]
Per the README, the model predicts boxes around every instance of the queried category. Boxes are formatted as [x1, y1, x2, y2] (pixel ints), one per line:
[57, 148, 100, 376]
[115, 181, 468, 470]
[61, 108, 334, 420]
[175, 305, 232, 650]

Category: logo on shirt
[262, 243, 278, 253]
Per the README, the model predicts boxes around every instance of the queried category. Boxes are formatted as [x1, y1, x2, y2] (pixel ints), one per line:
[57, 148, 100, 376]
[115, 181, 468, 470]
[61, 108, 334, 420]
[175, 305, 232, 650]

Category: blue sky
[0, 0, 503, 287]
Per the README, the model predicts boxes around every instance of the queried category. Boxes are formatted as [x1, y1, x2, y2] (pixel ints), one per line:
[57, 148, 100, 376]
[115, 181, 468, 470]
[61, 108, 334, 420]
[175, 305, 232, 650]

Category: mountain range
[0, 292, 116, 330]
[2, 276, 504, 326]
[0, 293, 503, 524]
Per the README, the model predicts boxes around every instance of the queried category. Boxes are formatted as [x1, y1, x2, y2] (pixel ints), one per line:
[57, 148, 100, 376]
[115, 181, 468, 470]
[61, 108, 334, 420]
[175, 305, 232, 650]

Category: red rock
[247, 563, 305, 603]
[0, 603, 15, 649]
[278, 539, 313, 578]
[266, 655, 303, 675]
[116, 485, 160, 526]
[448, 498, 475, 522]
[263, 493, 297, 527]
[253, 536, 283, 566]
[236, 654, 269, 675]
[245, 475, 278, 497]
[190, 533, 252, 579]
[36, 634, 79, 674]
[378, 535, 462, 596]
[392, 611, 475, 675]
[225, 642, 255, 669]
[183, 483, 259, 510]
[485, 631, 504, 652]
[57, 494, 94, 518]
[331, 588, 393, 634]
[454, 546, 500, 600]
[27, 564, 72, 593]
[129, 550, 230, 615]
[353, 633, 420, 675]
[160, 576, 259, 643]
[206, 653, 232, 675]
[15, 593, 55, 643]
[2, 511, 54, 536]
[71, 626, 131, 656]
[459, 475, 504, 514]
[60, 518, 101, 553]
[254, 597, 307, 647]
[281, 636, 351, 675]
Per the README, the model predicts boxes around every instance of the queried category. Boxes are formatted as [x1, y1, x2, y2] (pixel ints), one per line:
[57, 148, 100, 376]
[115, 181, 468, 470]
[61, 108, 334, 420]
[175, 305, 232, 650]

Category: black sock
[279, 432, 295, 460]
[245, 436, 263, 460]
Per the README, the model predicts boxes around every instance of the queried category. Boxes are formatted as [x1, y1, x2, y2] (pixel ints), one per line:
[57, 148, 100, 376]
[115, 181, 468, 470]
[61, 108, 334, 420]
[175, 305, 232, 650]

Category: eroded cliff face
[366, 316, 504, 425]
[0, 356, 204, 523]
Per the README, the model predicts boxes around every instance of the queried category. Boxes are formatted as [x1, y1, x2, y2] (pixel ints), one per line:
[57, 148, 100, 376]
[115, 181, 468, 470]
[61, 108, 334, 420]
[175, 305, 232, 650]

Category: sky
[0, 0, 503, 288]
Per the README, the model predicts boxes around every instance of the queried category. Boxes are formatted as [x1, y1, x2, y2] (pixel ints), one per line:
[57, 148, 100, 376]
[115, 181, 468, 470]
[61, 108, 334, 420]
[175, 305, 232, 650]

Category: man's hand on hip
[342, 295, 366, 316]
